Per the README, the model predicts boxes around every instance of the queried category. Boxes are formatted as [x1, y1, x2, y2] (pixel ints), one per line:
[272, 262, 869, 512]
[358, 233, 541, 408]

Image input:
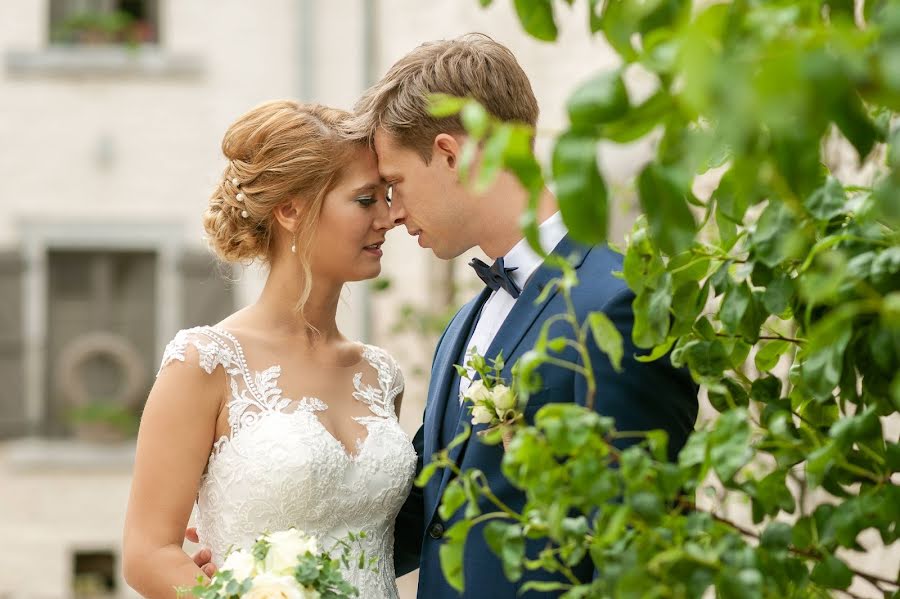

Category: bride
[122, 100, 416, 598]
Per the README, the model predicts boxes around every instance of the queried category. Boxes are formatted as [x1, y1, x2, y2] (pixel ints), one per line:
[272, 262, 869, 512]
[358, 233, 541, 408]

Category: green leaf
[747, 469, 796, 521]
[829, 405, 882, 449]
[519, 581, 572, 593]
[717, 208, 739, 250]
[638, 163, 698, 256]
[588, 0, 603, 33]
[805, 177, 847, 221]
[602, 90, 673, 143]
[567, 69, 630, 129]
[630, 491, 664, 523]
[441, 425, 470, 453]
[552, 131, 608, 245]
[439, 521, 472, 592]
[427, 93, 466, 117]
[439, 479, 467, 521]
[806, 442, 839, 488]
[709, 408, 753, 482]
[750, 376, 782, 404]
[751, 202, 798, 268]
[505, 124, 545, 194]
[810, 554, 853, 590]
[755, 340, 790, 372]
[720, 282, 752, 334]
[588, 311, 624, 372]
[460, 101, 489, 139]
[682, 339, 730, 378]
[801, 327, 852, 401]
[635, 336, 676, 363]
[833, 90, 885, 161]
[483, 521, 525, 581]
[678, 429, 710, 480]
[713, 163, 752, 224]
[600, 0, 639, 60]
[415, 461, 440, 487]
[474, 124, 513, 192]
[633, 274, 673, 348]
[760, 521, 793, 550]
[717, 567, 763, 599]
[762, 272, 794, 316]
[513, 0, 558, 41]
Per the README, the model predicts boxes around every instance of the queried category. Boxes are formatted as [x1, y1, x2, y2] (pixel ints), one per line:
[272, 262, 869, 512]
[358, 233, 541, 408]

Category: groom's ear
[433, 133, 461, 171]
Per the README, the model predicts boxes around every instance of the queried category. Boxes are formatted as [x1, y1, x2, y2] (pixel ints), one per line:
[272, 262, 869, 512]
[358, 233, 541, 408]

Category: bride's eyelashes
[355, 195, 377, 207]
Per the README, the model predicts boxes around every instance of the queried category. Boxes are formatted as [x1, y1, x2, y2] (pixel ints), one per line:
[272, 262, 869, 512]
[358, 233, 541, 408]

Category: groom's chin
[431, 246, 467, 261]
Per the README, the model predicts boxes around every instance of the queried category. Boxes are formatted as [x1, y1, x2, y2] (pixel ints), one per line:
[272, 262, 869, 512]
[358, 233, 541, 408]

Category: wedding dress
[158, 325, 417, 598]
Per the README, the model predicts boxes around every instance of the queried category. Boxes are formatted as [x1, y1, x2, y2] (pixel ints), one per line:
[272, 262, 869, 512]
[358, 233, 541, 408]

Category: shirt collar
[502, 211, 567, 289]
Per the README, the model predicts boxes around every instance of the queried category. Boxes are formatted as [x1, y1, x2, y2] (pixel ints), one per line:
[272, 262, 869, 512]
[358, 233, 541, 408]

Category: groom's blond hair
[347, 33, 539, 162]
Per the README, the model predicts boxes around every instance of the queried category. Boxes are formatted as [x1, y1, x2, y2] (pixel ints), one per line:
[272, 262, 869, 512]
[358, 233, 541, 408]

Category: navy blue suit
[394, 236, 698, 598]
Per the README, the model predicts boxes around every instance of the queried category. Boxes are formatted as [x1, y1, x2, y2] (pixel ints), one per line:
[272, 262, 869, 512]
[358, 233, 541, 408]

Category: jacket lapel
[430, 235, 589, 521]
[423, 287, 491, 470]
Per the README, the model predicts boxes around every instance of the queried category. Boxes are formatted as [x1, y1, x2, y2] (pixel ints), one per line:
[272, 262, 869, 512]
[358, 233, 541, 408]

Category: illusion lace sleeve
[157, 326, 239, 377]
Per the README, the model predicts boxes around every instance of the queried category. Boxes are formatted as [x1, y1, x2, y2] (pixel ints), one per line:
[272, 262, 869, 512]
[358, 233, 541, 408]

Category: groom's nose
[388, 200, 406, 227]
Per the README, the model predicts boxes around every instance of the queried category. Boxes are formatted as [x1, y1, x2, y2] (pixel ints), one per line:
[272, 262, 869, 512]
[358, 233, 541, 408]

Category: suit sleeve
[574, 288, 698, 584]
[574, 287, 699, 460]
[392, 420, 425, 576]
[392, 323, 453, 576]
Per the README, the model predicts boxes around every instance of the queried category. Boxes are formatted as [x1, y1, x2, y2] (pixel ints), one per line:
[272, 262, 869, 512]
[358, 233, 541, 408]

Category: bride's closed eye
[355, 195, 377, 207]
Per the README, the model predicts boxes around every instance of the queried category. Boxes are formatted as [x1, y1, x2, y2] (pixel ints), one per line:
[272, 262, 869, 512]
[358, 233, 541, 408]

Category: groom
[351, 34, 699, 597]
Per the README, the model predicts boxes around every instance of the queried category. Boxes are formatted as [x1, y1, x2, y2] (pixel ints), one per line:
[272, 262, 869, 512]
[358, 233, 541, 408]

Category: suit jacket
[394, 236, 699, 598]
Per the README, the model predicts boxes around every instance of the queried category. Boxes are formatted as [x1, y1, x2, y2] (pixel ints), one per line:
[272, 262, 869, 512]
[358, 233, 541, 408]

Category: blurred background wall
[0, 2, 626, 597]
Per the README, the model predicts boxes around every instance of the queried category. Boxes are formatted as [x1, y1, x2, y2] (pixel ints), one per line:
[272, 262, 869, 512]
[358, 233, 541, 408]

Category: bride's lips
[363, 241, 384, 257]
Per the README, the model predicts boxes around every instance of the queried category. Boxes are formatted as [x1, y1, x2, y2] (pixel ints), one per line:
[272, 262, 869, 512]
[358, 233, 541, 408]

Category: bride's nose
[373, 199, 394, 231]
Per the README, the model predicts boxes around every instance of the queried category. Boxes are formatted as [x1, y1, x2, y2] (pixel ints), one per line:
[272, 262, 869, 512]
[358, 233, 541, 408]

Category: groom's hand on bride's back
[185, 527, 217, 577]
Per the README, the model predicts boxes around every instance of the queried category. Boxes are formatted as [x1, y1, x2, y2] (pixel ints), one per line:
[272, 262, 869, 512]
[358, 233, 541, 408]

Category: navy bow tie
[469, 257, 521, 298]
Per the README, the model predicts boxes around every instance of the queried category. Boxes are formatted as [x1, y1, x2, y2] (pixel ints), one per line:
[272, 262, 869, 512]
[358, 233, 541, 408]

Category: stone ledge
[2, 438, 135, 472]
[5, 46, 204, 78]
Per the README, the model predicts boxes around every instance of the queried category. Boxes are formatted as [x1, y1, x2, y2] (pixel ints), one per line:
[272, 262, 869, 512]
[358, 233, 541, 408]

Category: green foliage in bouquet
[422, 0, 900, 596]
[180, 529, 375, 599]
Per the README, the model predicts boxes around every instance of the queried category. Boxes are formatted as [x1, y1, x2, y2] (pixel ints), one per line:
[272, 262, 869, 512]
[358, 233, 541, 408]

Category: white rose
[471, 404, 494, 425]
[463, 379, 492, 405]
[220, 548, 256, 582]
[243, 573, 308, 599]
[491, 385, 516, 413]
[263, 529, 318, 576]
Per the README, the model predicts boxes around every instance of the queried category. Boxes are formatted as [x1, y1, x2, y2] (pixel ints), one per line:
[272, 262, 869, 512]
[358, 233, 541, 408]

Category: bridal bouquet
[180, 528, 367, 599]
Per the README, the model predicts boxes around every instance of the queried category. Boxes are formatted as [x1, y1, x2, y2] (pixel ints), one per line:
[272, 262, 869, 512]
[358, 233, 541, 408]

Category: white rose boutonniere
[459, 351, 523, 449]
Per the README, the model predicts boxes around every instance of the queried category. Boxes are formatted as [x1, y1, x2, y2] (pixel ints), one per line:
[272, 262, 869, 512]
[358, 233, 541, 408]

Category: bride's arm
[122, 344, 224, 598]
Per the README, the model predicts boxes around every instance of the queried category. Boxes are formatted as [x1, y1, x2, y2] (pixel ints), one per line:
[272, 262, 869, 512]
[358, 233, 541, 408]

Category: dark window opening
[73, 550, 116, 597]
[49, 0, 159, 45]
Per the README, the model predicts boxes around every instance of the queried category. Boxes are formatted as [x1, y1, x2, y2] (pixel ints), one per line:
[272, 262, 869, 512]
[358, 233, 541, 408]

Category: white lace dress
[158, 326, 417, 598]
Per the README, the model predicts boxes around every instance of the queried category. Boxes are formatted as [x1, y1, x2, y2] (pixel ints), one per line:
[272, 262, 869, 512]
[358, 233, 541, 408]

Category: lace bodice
[158, 326, 417, 598]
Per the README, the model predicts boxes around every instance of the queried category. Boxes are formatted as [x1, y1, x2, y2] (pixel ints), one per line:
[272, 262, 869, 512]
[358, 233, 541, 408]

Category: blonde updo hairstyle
[204, 100, 364, 317]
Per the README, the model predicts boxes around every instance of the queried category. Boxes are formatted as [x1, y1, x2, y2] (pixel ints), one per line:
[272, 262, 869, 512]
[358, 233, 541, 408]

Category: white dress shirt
[459, 211, 568, 402]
